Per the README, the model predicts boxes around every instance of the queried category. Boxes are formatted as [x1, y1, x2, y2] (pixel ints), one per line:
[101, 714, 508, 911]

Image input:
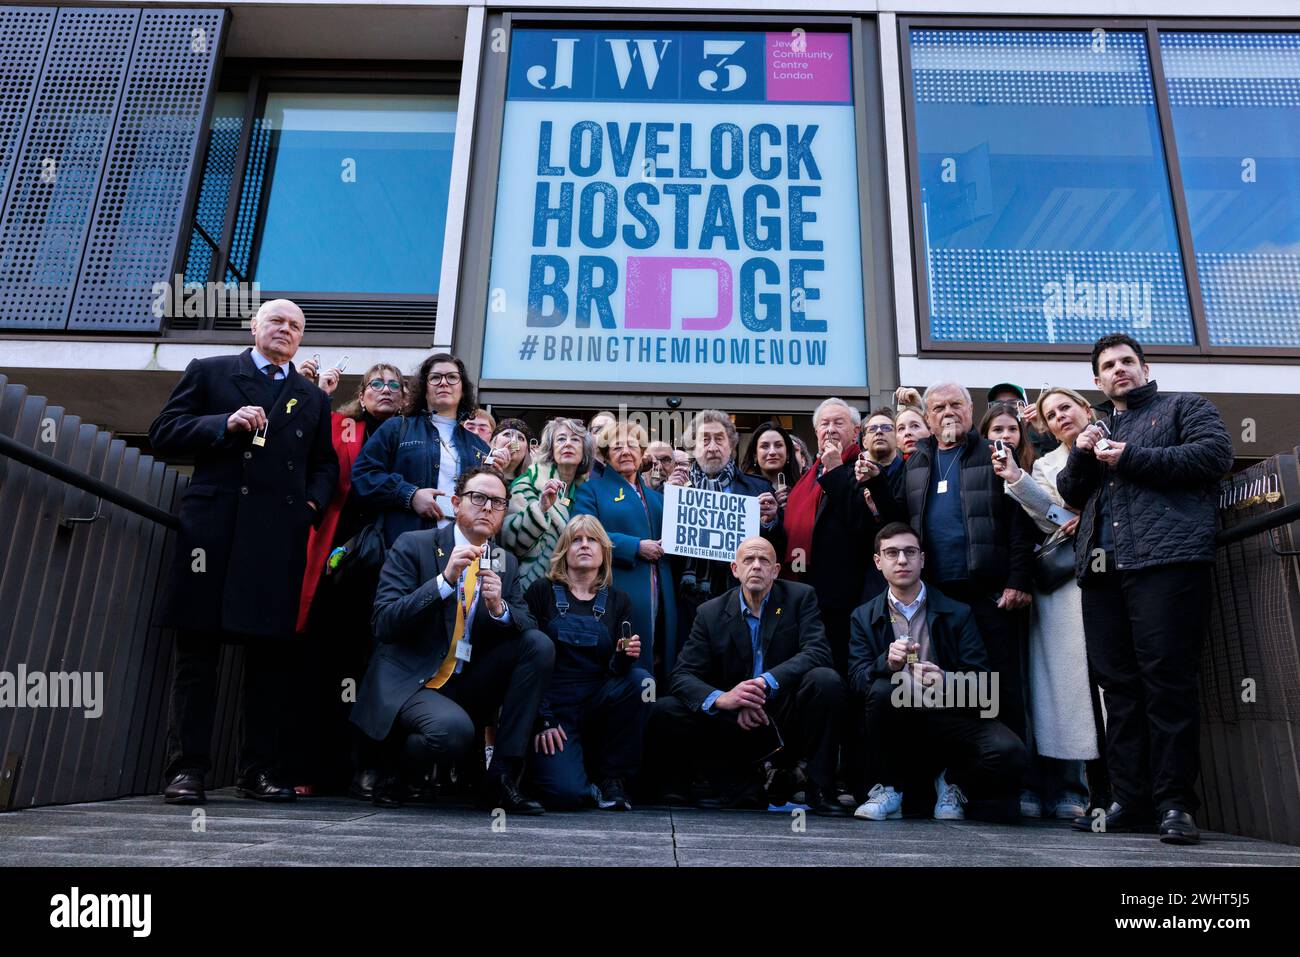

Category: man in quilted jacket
[1058, 333, 1234, 846]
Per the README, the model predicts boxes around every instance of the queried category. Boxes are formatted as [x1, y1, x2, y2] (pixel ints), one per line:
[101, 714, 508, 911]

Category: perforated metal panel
[68, 9, 227, 330]
[0, 7, 137, 329]
[0, 7, 56, 217]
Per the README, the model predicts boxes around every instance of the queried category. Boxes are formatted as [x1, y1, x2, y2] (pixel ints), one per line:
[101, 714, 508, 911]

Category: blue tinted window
[909, 29, 1194, 345]
[250, 92, 455, 294]
[1161, 32, 1300, 348]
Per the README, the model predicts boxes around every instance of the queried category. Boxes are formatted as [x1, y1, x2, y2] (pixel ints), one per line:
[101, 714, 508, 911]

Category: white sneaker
[933, 771, 967, 820]
[1020, 790, 1043, 819]
[854, 783, 903, 821]
[1051, 792, 1088, 820]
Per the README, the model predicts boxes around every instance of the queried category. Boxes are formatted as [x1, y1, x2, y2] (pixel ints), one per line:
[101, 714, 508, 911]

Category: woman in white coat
[991, 388, 1103, 820]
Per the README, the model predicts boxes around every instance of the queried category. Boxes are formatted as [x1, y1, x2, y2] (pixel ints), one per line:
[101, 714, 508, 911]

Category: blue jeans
[527, 668, 652, 809]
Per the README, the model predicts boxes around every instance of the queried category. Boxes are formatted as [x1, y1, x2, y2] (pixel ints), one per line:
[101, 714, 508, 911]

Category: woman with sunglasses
[292, 362, 408, 799]
[351, 353, 491, 548]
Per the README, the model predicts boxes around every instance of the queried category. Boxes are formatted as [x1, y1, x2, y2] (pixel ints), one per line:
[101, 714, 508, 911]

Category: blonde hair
[548, 514, 614, 591]
[597, 419, 649, 452]
[1035, 387, 1095, 437]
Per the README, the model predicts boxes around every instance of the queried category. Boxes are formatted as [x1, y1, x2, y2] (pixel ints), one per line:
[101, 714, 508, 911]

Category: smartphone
[1045, 504, 1076, 527]
[993, 439, 1008, 461]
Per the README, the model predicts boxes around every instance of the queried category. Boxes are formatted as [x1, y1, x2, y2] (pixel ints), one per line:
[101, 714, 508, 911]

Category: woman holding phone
[990, 387, 1102, 821]
[525, 515, 651, 811]
[351, 353, 490, 546]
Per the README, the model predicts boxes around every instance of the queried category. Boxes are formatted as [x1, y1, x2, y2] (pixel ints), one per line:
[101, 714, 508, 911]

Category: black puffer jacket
[1056, 380, 1233, 579]
[904, 429, 1038, 593]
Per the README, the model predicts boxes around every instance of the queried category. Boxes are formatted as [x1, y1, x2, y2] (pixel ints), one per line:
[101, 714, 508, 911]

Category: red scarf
[782, 442, 861, 580]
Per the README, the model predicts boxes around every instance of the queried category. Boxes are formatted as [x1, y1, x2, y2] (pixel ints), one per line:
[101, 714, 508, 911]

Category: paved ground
[1, 790, 1297, 867]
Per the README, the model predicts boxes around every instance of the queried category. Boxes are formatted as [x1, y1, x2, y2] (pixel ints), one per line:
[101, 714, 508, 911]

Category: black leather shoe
[348, 769, 378, 801]
[372, 774, 405, 808]
[163, 771, 206, 805]
[805, 784, 851, 817]
[696, 778, 766, 810]
[1071, 801, 1155, 833]
[477, 774, 545, 816]
[1158, 809, 1201, 845]
[236, 769, 296, 802]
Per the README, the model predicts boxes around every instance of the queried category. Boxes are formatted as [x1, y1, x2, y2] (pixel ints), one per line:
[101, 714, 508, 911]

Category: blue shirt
[700, 590, 779, 714]
[924, 445, 970, 583]
[251, 348, 289, 380]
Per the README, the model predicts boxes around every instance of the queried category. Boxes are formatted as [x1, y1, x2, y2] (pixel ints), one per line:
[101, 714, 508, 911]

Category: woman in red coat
[291, 361, 406, 797]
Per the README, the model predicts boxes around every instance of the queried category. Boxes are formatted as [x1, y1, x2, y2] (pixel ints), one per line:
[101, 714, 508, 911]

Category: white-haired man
[783, 398, 901, 677]
[149, 298, 339, 805]
[897, 380, 1037, 810]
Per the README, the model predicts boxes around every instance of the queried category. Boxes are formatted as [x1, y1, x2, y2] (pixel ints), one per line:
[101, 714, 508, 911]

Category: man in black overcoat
[150, 298, 338, 804]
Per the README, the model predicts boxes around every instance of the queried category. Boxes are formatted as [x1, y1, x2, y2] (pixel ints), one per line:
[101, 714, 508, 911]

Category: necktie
[264, 364, 280, 380]
[427, 558, 479, 689]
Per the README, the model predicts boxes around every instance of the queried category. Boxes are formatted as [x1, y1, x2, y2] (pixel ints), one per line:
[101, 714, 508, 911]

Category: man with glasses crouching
[351, 465, 554, 814]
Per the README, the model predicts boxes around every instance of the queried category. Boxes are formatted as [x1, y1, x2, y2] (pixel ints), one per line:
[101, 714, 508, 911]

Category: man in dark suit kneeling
[647, 537, 848, 816]
[351, 465, 553, 814]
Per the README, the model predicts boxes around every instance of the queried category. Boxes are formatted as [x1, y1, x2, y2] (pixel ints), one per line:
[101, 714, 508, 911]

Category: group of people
[149, 298, 1234, 846]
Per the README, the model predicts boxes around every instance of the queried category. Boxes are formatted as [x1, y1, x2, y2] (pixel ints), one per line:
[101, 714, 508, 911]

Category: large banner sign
[482, 28, 868, 388]
[661, 483, 760, 563]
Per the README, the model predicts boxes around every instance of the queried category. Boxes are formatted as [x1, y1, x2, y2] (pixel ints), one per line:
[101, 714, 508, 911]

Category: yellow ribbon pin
[285, 398, 298, 415]
[614, 488, 625, 503]
[776, 607, 782, 615]
[437, 547, 445, 558]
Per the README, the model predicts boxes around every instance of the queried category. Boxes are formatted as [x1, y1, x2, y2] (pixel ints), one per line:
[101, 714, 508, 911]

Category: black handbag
[329, 516, 387, 584]
[1032, 531, 1076, 592]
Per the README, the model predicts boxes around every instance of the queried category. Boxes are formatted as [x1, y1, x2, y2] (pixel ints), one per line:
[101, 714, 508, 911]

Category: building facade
[0, 0, 1297, 457]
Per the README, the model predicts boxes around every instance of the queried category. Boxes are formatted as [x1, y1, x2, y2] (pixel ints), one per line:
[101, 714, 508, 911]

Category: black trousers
[1080, 562, 1210, 815]
[861, 676, 1028, 804]
[648, 667, 846, 792]
[936, 580, 1029, 748]
[164, 630, 289, 780]
[384, 629, 554, 777]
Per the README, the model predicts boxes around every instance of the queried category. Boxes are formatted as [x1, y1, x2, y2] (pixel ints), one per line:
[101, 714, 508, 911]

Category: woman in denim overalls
[525, 515, 652, 810]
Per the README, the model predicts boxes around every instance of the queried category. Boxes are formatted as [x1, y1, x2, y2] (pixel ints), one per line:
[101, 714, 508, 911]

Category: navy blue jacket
[847, 584, 990, 694]
[1056, 380, 1233, 578]
[350, 413, 490, 547]
[351, 523, 535, 741]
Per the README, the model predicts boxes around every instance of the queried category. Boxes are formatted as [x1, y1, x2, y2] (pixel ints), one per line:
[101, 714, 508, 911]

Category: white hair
[922, 381, 972, 411]
[812, 397, 861, 429]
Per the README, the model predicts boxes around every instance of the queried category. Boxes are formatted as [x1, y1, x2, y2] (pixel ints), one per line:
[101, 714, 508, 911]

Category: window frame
[175, 58, 460, 342]
[898, 16, 1300, 361]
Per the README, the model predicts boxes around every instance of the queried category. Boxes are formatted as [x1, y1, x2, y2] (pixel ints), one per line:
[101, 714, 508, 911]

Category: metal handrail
[1216, 500, 1300, 548]
[0, 432, 179, 530]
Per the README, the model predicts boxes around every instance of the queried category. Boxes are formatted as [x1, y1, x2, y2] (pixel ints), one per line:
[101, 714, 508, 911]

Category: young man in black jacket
[848, 524, 1027, 822]
[1059, 334, 1234, 845]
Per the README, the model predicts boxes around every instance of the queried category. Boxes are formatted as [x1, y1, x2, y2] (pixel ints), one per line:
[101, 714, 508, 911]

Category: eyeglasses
[879, 546, 921, 561]
[367, 379, 403, 392]
[427, 372, 462, 385]
[463, 490, 508, 511]
[864, 423, 894, 434]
